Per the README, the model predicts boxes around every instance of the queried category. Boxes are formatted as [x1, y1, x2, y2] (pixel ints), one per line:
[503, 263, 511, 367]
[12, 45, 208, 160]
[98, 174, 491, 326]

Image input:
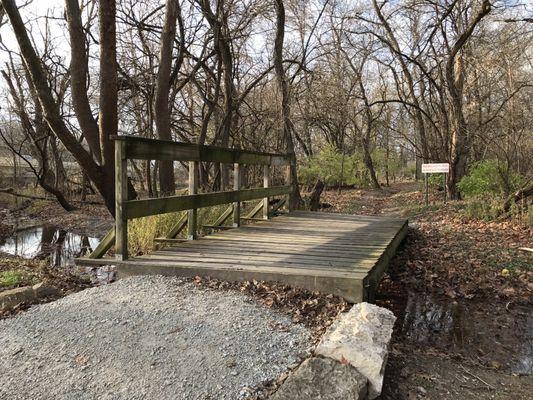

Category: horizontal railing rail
[125, 186, 291, 219]
[113, 136, 295, 260]
[112, 135, 294, 166]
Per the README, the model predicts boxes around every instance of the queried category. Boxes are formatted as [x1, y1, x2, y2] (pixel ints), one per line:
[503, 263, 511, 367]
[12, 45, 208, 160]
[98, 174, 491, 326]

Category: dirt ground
[322, 182, 532, 399]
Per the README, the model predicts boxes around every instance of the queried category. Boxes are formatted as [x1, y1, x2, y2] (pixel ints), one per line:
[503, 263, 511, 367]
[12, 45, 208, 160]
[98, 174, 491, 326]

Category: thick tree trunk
[98, 0, 119, 209]
[445, 1, 491, 199]
[154, 0, 179, 196]
[1, 0, 116, 214]
[65, 0, 101, 163]
[274, 0, 302, 209]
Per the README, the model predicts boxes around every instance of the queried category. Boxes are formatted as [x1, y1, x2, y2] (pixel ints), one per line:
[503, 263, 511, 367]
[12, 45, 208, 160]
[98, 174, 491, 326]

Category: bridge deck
[78, 211, 407, 303]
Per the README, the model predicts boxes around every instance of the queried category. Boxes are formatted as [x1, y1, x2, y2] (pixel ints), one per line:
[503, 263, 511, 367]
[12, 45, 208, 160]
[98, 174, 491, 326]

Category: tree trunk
[309, 179, 324, 211]
[1, 0, 116, 214]
[65, 0, 101, 163]
[274, 0, 302, 209]
[445, 1, 491, 199]
[154, 0, 179, 196]
[98, 0, 119, 209]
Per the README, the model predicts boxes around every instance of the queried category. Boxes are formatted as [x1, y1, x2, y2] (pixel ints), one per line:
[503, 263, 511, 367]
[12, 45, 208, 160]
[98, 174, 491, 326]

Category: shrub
[457, 160, 524, 198]
[299, 145, 362, 187]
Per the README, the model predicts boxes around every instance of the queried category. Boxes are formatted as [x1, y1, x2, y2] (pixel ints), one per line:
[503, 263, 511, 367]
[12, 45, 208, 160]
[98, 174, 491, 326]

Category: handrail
[113, 136, 294, 260]
[111, 135, 293, 166]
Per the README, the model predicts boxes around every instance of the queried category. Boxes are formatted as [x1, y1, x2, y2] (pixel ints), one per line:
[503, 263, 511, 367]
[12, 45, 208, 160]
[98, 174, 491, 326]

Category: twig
[459, 364, 496, 390]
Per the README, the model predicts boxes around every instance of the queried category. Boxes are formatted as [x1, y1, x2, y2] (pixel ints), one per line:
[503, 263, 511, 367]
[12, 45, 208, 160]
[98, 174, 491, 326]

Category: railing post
[115, 140, 128, 260]
[286, 162, 293, 213]
[233, 163, 241, 227]
[188, 161, 198, 240]
[263, 164, 270, 219]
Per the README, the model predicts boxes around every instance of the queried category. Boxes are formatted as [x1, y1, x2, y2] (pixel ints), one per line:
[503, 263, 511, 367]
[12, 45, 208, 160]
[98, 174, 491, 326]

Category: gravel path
[0, 276, 312, 400]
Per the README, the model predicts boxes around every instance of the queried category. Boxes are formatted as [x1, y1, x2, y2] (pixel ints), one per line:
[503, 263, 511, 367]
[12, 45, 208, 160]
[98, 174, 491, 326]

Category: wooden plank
[211, 205, 234, 227]
[146, 250, 377, 268]
[244, 200, 263, 219]
[115, 140, 128, 260]
[125, 185, 292, 219]
[87, 228, 115, 259]
[118, 262, 366, 303]
[263, 165, 269, 220]
[233, 163, 240, 227]
[363, 220, 408, 302]
[136, 254, 375, 273]
[202, 225, 233, 230]
[154, 238, 188, 243]
[165, 213, 187, 238]
[78, 257, 367, 279]
[187, 161, 198, 240]
[204, 232, 393, 246]
[159, 242, 385, 259]
[113, 135, 292, 166]
[271, 198, 286, 215]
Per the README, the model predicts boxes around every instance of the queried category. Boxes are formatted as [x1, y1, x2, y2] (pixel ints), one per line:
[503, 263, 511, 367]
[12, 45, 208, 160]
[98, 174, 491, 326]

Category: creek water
[0, 225, 115, 284]
[399, 293, 532, 375]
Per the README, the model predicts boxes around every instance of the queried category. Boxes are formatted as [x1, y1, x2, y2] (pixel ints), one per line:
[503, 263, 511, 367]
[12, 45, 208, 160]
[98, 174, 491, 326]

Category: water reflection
[0, 225, 100, 266]
[400, 293, 533, 375]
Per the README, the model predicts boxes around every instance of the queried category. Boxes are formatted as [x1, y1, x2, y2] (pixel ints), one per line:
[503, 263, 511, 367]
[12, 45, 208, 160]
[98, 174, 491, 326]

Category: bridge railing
[113, 135, 295, 260]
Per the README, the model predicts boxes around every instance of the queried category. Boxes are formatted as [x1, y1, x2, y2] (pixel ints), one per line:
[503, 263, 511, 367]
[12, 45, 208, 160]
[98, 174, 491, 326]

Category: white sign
[422, 163, 450, 174]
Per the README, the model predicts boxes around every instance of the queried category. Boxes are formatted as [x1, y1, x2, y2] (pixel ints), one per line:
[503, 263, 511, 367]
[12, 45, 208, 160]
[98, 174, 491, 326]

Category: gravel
[0, 276, 313, 400]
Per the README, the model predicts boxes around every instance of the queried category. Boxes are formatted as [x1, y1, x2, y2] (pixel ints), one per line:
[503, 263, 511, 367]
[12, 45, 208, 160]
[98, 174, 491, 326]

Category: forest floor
[322, 182, 532, 399]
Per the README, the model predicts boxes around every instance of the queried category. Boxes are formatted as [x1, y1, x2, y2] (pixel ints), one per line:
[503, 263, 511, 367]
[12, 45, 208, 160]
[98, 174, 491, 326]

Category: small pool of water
[0, 225, 100, 265]
[0, 225, 115, 284]
[399, 293, 533, 375]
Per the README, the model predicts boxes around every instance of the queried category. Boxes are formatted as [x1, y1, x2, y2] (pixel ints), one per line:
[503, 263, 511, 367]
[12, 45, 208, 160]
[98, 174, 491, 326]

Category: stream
[0, 225, 115, 284]
[399, 293, 533, 375]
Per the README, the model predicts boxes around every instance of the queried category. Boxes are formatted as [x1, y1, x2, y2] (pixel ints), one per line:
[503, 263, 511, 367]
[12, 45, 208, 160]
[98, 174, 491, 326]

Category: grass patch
[0, 270, 38, 288]
[127, 204, 233, 255]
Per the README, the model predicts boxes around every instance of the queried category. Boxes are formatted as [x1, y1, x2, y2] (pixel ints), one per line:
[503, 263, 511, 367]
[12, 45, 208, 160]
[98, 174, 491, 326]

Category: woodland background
[0, 0, 530, 219]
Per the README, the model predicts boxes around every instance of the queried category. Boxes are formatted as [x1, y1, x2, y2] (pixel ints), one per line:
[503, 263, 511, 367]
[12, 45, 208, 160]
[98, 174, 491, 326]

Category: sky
[0, 0, 68, 64]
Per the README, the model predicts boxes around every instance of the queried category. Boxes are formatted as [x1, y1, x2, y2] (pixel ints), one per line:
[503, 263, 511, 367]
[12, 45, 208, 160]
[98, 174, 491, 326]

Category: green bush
[462, 196, 504, 221]
[457, 160, 524, 198]
[299, 144, 362, 187]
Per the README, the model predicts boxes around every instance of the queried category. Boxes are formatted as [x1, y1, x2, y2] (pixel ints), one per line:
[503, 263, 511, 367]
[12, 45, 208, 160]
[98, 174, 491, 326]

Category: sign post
[421, 163, 450, 206]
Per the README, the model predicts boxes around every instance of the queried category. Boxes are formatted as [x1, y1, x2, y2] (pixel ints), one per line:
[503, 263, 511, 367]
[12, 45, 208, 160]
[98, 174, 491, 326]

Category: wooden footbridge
[76, 136, 407, 303]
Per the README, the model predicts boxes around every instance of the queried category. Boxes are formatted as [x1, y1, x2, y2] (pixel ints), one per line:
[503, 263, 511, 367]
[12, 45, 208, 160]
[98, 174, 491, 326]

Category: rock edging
[0, 282, 60, 311]
[271, 302, 396, 400]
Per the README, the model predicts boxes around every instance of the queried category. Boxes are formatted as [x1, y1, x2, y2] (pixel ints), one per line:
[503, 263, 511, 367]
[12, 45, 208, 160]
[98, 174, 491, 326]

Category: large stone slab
[0, 286, 35, 311]
[0, 283, 60, 311]
[316, 302, 396, 399]
[270, 357, 367, 400]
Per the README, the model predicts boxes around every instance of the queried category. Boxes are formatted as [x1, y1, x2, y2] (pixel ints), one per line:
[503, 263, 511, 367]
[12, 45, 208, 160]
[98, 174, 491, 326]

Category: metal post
[263, 165, 270, 219]
[187, 161, 198, 240]
[424, 173, 429, 207]
[444, 173, 448, 203]
[442, 173, 446, 203]
[233, 163, 240, 227]
[115, 140, 128, 260]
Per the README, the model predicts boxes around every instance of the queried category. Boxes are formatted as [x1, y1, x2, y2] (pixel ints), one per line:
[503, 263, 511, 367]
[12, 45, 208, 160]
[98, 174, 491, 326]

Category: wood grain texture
[77, 211, 407, 303]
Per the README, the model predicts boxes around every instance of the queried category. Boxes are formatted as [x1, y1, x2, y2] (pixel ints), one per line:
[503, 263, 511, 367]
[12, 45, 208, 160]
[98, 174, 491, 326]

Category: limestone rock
[270, 357, 367, 400]
[0, 286, 36, 310]
[316, 302, 396, 399]
[32, 282, 61, 298]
